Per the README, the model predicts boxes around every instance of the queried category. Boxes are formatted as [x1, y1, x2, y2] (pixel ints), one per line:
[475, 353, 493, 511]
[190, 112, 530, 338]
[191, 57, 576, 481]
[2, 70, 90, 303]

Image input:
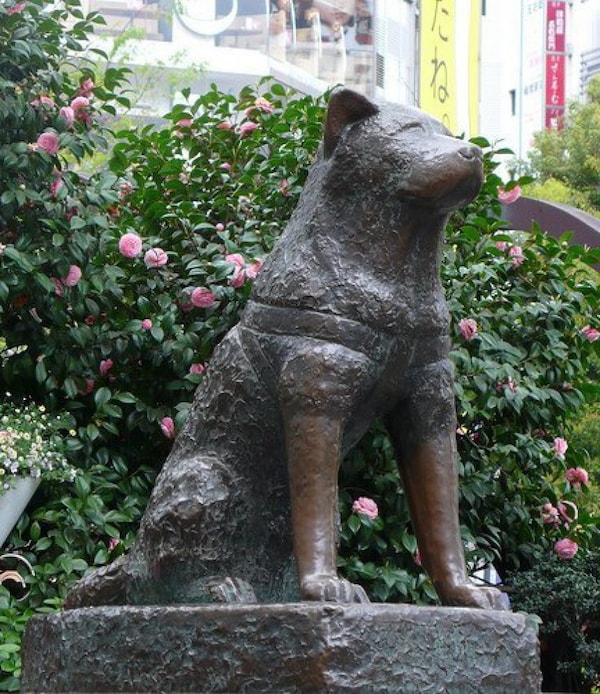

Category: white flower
[0, 396, 77, 494]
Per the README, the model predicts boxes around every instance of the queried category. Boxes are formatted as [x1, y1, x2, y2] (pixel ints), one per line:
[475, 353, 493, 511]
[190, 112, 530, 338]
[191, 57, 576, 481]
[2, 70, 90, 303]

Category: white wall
[479, 0, 600, 162]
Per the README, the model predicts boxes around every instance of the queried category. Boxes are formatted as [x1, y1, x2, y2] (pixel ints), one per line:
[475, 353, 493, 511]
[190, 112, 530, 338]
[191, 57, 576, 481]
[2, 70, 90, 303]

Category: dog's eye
[399, 122, 426, 134]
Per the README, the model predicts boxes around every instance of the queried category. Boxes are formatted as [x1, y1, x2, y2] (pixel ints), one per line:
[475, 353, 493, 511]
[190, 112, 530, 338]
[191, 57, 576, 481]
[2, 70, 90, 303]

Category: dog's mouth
[400, 162, 484, 212]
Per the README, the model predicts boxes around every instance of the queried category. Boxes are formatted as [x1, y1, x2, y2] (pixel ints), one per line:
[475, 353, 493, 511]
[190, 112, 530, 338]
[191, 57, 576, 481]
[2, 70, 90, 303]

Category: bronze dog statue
[65, 89, 506, 610]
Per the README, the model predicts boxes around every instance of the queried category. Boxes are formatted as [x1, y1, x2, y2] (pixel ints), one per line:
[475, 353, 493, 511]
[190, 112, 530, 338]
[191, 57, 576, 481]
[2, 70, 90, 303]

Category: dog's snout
[458, 145, 482, 161]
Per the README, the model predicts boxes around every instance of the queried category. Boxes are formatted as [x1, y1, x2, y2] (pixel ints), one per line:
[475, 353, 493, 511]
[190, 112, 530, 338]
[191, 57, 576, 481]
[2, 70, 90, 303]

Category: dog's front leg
[279, 343, 370, 603]
[387, 359, 508, 610]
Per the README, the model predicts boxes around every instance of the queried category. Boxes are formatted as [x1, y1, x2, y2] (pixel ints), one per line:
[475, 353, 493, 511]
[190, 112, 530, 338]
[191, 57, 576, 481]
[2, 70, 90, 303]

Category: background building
[480, 0, 600, 160]
[82, 0, 600, 155]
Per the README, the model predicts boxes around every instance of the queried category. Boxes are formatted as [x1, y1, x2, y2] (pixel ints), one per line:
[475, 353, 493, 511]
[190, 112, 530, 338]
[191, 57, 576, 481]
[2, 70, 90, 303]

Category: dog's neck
[303, 187, 450, 284]
[251, 182, 451, 333]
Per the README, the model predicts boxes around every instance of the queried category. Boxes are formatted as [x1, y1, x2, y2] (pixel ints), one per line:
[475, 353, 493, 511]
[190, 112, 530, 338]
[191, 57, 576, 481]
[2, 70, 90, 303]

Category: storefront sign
[419, 0, 456, 131]
[544, 0, 566, 130]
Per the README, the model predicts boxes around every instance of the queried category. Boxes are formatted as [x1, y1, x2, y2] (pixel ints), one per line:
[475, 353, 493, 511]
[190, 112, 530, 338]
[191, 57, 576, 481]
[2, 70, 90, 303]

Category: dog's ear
[323, 88, 379, 158]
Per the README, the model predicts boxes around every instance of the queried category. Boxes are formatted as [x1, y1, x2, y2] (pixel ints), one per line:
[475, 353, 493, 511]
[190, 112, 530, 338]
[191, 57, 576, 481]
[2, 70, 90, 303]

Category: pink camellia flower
[62, 264, 82, 287]
[71, 96, 91, 126]
[70, 96, 89, 111]
[220, 162, 232, 171]
[581, 325, 600, 342]
[554, 537, 578, 560]
[245, 96, 275, 116]
[36, 130, 60, 155]
[189, 363, 205, 375]
[554, 436, 568, 459]
[458, 318, 478, 341]
[246, 258, 264, 280]
[565, 467, 589, 489]
[497, 377, 517, 394]
[83, 378, 94, 395]
[239, 121, 259, 137]
[352, 496, 379, 520]
[118, 232, 143, 258]
[216, 120, 233, 131]
[58, 106, 75, 128]
[497, 184, 522, 205]
[144, 248, 168, 268]
[225, 253, 245, 268]
[557, 500, 578, 528]
[119, 181, 134, 198]
[230, 267, 246, 288]
[174, 119, 193, 138]
[160, 416, 176, 440]
[255, 96, 274, 113]
[78, 78, 95, 97]
[279, 179, 289, 196]
[191, 287, 216, 308]
[99, 358, 113, 376]
[542, 502, 560, 526]
[495, 241, 508, 251]
[215, 223, 225, 232]
[7, 2, 26, 14]
[509, 245, 525, 267]
[31, 95, 55, 108]
[141, 318, 153, 331]
[107, 537, 120, 552]
[49, 176, 64, 197]
[52, 278, 64, 297]
[225, 253, 247, 287]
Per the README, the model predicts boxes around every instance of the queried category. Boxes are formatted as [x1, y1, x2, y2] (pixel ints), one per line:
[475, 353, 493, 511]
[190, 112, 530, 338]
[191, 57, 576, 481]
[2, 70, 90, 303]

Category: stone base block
[21, 603, 541, 692]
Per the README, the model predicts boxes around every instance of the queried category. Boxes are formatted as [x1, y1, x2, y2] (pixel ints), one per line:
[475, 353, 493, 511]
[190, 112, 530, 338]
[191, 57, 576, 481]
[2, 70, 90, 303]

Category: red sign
[545, 0, 566, 130]
[545, 53, 565, 129]
[545, 53, 565, 105]
[545, 107, 564, 130]
[546, 1, 566, 53]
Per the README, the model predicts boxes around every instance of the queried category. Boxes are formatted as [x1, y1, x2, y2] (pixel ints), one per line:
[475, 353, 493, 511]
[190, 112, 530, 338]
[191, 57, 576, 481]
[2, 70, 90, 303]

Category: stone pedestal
[21, 603, 541, 693]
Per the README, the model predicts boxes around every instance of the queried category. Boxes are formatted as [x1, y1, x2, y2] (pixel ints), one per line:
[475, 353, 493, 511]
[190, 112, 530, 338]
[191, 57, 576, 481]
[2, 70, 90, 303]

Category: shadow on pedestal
[22, 603, 541, 693]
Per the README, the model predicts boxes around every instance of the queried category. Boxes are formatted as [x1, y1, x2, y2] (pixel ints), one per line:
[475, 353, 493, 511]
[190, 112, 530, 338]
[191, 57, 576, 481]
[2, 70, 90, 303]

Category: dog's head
[322, 88, 483, 213]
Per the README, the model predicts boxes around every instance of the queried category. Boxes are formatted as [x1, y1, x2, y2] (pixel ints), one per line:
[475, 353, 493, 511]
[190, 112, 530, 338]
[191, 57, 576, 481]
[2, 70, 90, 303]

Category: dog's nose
[458, 145, 482, 161]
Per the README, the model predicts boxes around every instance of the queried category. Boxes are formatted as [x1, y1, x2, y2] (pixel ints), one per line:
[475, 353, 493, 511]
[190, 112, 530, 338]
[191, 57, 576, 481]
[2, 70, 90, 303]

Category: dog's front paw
[437, 581, 509, 611]
[300, 574, 369, 603]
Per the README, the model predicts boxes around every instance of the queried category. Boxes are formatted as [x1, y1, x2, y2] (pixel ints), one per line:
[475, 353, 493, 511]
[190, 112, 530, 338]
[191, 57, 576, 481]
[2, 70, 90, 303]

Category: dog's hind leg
[386, 359, 508, 610]
[65, 327, 287, 607]
[64, 451, 256, 608]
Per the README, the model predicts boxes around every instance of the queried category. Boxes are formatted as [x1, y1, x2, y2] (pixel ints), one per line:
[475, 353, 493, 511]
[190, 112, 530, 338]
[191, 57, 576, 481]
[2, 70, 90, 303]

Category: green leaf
[347, 514, 361, 534]
[34, 359, 47, 383]
[0, 645, 20, 654]
[75, 475, 91, 498]
[29, 521, 41, 541]
[94, 387, 111, 408]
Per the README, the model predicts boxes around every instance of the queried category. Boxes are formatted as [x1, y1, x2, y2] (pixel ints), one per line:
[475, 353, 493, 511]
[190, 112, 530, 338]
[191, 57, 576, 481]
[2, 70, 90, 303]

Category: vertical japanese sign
[419, 0, 457, 133]
[467, 0, 480, 136]
[545, 0, 566, 129]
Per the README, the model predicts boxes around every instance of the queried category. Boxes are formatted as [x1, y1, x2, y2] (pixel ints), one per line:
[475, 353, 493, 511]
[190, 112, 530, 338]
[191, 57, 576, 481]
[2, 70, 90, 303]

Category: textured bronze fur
[65, 89, 506, 610]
